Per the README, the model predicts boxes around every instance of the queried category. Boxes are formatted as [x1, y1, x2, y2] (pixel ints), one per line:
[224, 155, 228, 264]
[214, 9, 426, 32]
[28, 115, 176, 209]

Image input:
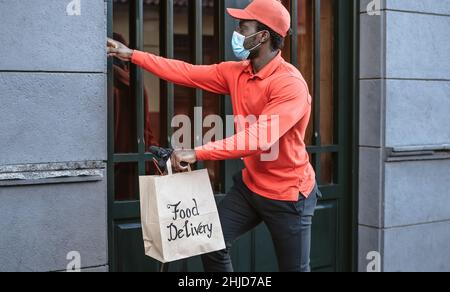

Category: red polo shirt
[132, 50, 316, 201]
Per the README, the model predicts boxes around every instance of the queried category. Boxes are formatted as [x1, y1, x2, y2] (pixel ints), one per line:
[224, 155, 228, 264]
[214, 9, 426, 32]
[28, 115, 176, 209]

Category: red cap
[227, 0, 291, 37]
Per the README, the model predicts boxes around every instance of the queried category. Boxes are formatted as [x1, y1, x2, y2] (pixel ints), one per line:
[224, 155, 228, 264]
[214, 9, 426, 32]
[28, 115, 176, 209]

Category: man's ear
[261, 30, 270, 43]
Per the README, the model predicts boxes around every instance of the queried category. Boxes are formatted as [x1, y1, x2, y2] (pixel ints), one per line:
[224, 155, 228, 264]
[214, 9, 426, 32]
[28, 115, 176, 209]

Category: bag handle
[166, 158, 173, 176]
[166, 158, 191, 176]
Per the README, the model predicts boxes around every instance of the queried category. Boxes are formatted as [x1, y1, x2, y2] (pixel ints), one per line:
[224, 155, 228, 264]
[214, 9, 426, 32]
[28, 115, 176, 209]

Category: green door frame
[106, 0, 360, 272]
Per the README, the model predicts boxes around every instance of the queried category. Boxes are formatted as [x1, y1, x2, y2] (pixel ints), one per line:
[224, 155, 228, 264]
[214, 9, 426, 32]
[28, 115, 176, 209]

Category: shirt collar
[242, 51, 283, 80]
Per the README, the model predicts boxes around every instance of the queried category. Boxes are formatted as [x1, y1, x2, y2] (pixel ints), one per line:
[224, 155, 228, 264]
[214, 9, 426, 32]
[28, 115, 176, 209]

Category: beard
[247, 45, 262, 60]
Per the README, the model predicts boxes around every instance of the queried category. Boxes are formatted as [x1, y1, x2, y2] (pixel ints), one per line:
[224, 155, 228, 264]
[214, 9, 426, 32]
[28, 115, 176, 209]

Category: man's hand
[107, 38, 133, 61]
[171, 149, 197, 172]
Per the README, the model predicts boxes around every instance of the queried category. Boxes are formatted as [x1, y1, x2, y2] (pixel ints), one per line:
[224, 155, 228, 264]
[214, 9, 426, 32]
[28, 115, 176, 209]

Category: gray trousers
[202, 171, 321, 272]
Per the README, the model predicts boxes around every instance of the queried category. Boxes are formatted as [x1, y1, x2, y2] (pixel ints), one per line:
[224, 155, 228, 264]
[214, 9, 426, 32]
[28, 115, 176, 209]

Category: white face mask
[231, 31, 263, 60]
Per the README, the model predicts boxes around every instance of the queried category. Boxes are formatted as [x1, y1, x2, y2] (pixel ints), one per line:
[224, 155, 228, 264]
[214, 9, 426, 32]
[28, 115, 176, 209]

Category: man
[107, 0, 321, 272]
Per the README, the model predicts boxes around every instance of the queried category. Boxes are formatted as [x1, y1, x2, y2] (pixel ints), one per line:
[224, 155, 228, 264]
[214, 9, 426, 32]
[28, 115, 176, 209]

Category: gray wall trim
[360, 77, 450, 82]
[386, 147, 450, 162]
[0, 71, 106, 74]
[0, 161, 106, 186]
[391, 144, 450, 152]
[363, 9, 450, 18]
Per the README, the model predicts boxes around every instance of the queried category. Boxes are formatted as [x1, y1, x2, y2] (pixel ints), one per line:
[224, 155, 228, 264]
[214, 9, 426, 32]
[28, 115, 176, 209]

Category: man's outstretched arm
[169, 77, 310, 171]
[107, 38, 229, 95]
